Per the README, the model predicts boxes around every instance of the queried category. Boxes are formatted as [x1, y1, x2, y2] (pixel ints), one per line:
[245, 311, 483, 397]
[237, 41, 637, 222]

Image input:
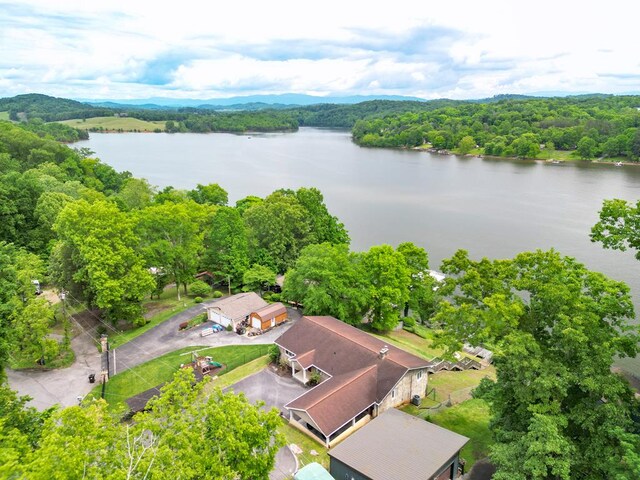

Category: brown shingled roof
[276, 316, 431, 437]
[288, 366, 378, 436]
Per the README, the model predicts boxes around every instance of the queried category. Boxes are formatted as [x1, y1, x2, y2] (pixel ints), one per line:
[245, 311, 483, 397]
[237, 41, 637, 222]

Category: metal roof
[328, 409, 469, 480]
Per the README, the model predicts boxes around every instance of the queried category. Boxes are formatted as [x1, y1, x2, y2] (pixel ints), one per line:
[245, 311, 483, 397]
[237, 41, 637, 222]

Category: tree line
[351, 95, 640, 160]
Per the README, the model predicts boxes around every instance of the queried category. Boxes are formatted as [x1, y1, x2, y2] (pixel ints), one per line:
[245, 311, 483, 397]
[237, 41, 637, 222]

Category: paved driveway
[227, 367, 307, 414]
[228, 368, 307, 480]
[8, 301, 301, 410]
[7, 324, 102, 409]
[112, 306, 301, 374]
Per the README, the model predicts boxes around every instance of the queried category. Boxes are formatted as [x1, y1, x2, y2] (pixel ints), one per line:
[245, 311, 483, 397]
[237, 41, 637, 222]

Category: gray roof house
[328, 408, 469, 480]
[204, 292, 268, 328]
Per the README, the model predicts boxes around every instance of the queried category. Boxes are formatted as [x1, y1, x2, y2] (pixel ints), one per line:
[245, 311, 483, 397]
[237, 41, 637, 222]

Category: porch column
[302, 367, 307, 383]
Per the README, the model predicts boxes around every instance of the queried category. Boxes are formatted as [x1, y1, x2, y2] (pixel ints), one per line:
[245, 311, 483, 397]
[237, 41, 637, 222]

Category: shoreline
[409, 146, 638, 167]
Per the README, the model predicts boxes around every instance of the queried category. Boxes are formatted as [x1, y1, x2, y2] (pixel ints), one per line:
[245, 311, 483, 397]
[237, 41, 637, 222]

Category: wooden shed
[250, 303, 287, 330]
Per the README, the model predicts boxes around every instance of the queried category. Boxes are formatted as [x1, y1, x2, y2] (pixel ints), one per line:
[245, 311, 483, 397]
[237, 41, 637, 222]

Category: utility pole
[228, 275, 231, 296]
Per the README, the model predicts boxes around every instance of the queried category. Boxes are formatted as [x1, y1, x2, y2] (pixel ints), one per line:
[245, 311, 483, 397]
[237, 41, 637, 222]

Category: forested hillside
[351, 95, 640, 160]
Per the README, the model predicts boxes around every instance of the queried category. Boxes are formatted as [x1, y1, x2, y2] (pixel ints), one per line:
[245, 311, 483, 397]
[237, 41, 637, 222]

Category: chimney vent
[379, 345, 389, 359]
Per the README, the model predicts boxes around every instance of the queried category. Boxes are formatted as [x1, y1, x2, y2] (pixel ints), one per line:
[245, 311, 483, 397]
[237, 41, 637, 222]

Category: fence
[418, 385, 477, 414]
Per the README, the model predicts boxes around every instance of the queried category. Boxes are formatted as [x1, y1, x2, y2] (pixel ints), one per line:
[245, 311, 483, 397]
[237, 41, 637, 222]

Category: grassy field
[0, 111, 9, 121]
[89, 344, 271, 413]
[58, 116, 166, 132]
[428, 399, 493, 470]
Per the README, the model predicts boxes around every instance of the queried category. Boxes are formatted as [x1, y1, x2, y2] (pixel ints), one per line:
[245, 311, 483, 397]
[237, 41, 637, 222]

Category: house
[249, 302, 288, 330]
[328, 409, 469, 480]
[203, 292, 267, 329]
[293, 462, 334, 480]
[274, 316, 431, 447]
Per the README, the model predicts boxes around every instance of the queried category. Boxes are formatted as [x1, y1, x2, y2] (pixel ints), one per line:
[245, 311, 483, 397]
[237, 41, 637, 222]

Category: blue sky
[1, 0, 638, 100]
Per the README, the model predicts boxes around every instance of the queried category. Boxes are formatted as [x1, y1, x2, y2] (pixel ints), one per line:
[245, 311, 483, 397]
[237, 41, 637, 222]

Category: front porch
[289, 407, 373, 448]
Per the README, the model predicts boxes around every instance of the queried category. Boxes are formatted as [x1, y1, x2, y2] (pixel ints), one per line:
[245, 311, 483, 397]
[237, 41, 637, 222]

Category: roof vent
[379, 345, 389, 359]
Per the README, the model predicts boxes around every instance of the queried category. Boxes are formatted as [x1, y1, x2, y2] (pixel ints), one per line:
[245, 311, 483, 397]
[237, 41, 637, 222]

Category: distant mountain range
[79, 93, 428, 110]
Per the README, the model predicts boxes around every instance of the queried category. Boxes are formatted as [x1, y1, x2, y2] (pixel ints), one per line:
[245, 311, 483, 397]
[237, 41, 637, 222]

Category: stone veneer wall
[378, 368, 429, 413]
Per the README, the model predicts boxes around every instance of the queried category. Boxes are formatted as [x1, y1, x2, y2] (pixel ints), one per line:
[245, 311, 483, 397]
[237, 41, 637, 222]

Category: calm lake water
[76, 128, 640, 374]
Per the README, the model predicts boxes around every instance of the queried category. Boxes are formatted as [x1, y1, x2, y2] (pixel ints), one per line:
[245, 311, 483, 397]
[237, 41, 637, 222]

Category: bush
[179, 321, 189, 330]
[403, 316, 417, 328]
[189, 280, 211, 297]
[194, 296, 203, 303]
[262, 292, 273, 301]
[226, 324, 233, 332]
[268, 293, 281, 302]
[269, 344, 280, 363]
[212, 290, 223, 299]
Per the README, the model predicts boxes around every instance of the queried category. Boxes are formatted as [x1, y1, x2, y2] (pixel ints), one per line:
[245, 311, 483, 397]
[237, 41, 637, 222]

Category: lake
[76, 128, 640, 374]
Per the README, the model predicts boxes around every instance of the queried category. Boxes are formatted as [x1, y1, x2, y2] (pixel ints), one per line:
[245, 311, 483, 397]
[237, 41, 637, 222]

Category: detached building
[249, 302, 288, 330]
[274, 316, 431, 447]
[328, 409, 469, 480]
[204, 292, 267, 329]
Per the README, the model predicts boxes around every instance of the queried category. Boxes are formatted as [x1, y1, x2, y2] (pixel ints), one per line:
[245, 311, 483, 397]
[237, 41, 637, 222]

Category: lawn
[89, 344, 271, 413]
[57, 116, 166, 132]
[372, 325, 444, 360]
[0, 111, 9, 121]
[108, 286, 222, 349]
[428, 398, 493, 471]
[278, 420, 329, 469]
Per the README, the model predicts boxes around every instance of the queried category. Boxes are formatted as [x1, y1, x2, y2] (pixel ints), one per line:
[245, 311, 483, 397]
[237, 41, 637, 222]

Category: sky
[1, 0, 639, 101]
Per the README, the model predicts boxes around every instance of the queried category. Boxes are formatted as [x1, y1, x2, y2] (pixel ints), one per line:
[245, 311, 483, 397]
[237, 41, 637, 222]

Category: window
[417, 370, 423, 380]
[284, 349, 295, 358]
[391, 388, 397, 399]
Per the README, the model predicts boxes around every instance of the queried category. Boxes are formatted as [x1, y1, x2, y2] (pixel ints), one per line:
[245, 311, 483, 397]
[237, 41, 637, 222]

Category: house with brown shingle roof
[274, 316, 431, 447]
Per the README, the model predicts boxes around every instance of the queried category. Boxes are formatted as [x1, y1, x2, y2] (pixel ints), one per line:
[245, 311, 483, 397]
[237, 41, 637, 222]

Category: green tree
[577, 136, 597, 159]
[457, 135, 476, 155]
[115, 177, 155, 210]
[362, 245, 410, 331]
[235, 195, 263, 216]
[187, 183, 228, 206]
[591, 199, 640, 259]
[244, 191, 312, 273]
[136, 201, 205, 300]
[242, 264, 276, 296]
[295, 187, 350, 245]
[436, 249, 640, 479]
[283, 243, 369, 324]
[204, 206, 249, 287]
[396, 242, 438, 321]
[53, 200, 154, 325]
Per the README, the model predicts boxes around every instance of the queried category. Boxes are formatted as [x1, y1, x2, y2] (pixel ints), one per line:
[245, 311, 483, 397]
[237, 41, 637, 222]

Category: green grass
[57, 116, 166, 132]
[206, 355, 271, 391]
[278, 420, 329, 469]
[0, 111, 9, 121]
[372, 326, 444, 360]
[428, 399, 493, 470]
[108, 286, 217, 349]
[89, 344, 271, 413]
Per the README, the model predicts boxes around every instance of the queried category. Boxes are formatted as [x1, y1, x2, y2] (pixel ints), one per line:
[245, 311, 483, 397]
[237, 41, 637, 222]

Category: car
[211, 324, 224, 332]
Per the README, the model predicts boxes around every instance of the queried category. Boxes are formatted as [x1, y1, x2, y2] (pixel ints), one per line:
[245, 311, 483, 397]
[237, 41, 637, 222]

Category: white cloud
[0, 0, 639, 99]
